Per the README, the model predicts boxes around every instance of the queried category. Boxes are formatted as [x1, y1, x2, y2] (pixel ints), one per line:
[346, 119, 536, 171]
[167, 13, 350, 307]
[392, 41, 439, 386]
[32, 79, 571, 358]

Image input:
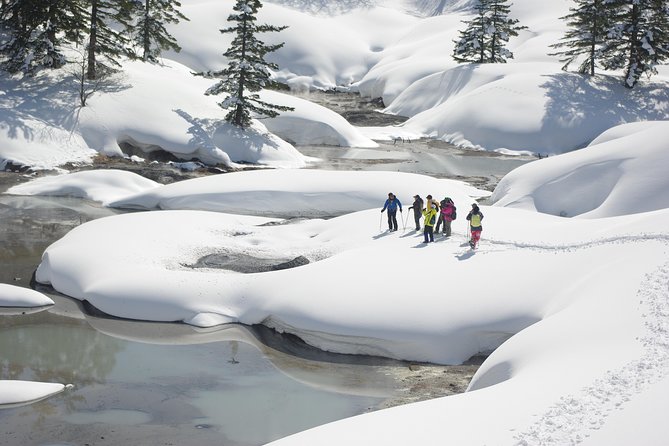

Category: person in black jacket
[408, 194, 424, 230]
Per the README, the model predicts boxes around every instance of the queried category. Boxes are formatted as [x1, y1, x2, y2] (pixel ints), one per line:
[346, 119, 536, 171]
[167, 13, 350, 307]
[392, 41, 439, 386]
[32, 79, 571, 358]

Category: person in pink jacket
[436, 197, 457, 237]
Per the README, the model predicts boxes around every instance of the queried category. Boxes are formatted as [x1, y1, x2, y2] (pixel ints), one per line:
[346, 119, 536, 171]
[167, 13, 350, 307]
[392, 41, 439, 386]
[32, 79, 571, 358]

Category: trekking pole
[379, 211, 383, 232]
[401, 211, 406, 231]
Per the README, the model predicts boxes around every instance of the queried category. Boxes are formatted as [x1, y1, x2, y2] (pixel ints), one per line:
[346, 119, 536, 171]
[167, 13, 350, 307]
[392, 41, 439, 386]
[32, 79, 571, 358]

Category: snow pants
[413, 211, 422, 230]
[424, 226, 434, 243]
[387, 209, 398, 231]
[470, 229, 482, 247]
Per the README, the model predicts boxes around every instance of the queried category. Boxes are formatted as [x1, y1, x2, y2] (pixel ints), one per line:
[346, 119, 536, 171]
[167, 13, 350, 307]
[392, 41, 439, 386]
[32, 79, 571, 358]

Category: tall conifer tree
[206, 0, 293, 128]
[86, 0, 137, 79]
[453, 0, 526, 64]
[549, 0, 613, 75]
[0, 0, 73, 74]
[601, 0, 669, 87]
[130, 0, 189, 62]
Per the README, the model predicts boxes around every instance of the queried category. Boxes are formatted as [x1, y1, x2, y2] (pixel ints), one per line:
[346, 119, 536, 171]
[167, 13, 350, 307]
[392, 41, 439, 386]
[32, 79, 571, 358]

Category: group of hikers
[381, 192, 484, 249]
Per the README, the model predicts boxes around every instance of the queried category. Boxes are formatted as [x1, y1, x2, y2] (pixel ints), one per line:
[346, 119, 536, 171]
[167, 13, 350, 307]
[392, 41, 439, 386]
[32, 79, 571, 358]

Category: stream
[0, 91, 535, 446]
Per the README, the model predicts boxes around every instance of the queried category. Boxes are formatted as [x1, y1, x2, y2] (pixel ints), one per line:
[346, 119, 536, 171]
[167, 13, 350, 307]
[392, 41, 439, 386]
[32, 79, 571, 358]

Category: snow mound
[6, 170, 160, 205]
[260, 90, 378, 147]
[0, 380, 70, 408]
[107, 169, 489, 216]
[490, 121, 669, 218]
[0, 284, 54, 308]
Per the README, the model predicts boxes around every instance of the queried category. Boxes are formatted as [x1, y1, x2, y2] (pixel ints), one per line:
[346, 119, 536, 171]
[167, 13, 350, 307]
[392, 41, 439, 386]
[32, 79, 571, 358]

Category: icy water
[0, 93, 534, 446]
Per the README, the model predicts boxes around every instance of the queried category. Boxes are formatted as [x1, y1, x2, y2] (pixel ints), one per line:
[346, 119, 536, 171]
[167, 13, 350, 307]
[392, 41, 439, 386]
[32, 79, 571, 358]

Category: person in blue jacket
[381, 192, 403, 232]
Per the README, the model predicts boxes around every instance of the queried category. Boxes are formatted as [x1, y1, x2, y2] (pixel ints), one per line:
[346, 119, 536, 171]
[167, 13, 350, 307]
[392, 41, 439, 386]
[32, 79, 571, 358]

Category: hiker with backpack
[425, 194, 439, 213]
[381, 192, 403, 232]
[436, 197, 457, 236]
[408, 194, 424, 231]
[466, 203, 484, 249]
[422, 201, 438, 243]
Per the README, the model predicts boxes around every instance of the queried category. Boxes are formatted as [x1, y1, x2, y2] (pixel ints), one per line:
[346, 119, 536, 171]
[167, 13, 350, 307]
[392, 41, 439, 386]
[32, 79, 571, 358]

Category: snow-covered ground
[11, 147, 668, 443]
[2, 0, 669, 442]
[2, 0, 668, 170]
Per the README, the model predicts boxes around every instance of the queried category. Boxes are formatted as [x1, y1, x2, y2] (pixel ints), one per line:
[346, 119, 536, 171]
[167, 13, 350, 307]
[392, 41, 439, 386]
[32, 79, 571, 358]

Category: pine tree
[130, 0, 189, 62]
[549, 0, 614, 75]
[86, 0, 137, 79]
[206, 0, 293, 128]
[601, 0, 669, 88]
[452, 0, 527, 64]
[452, 1, 490, 63]
[0, 0, 70, 74]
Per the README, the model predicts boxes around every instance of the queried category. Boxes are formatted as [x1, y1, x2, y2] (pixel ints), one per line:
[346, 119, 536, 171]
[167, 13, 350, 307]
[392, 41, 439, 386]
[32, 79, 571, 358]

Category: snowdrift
[491, 121, 669, 218]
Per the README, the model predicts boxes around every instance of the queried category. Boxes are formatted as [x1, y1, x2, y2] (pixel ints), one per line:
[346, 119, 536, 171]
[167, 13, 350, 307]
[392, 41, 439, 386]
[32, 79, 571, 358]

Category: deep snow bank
[107, 169, 489, 217]
[490, 121, 669, 218]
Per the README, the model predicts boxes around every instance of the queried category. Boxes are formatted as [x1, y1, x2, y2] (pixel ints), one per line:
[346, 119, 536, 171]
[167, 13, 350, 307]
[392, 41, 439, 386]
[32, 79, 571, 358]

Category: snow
[27, 168, 669, 443]
[6, 169, 160, 206]
[105, 169, 489, 217]
[490, 121, 669, 218]
[0, 283, 54, 308]
[0, 381, 71, 408]
[2, 0, 668, 170]
[2, 0, 669, 444]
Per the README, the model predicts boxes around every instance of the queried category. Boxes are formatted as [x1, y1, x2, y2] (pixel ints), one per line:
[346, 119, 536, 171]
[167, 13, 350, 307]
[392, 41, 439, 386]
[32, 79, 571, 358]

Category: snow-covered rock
[0, 380, 71, 408]
[0, 284, 54, 308]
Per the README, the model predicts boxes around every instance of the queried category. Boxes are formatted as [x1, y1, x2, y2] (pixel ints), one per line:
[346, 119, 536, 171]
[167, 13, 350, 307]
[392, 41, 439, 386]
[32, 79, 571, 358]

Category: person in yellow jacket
[466, 203, 484, 249]
[422, 203, 438, 243]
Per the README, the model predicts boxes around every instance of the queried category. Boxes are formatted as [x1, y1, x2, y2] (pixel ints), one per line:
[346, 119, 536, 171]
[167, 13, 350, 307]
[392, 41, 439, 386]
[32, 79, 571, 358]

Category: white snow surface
[6, 169, 160, 205]
[0, 284, 54, 308]
[3, 0, 669, 444]
[107, 169, 488, 216]
[0, 381, 69, 408]
[491, 121, 669, 218]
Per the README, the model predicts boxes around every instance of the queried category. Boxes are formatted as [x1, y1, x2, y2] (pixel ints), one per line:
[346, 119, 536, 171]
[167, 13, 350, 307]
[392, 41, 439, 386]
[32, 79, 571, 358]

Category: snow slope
[490, 121, 669, 218]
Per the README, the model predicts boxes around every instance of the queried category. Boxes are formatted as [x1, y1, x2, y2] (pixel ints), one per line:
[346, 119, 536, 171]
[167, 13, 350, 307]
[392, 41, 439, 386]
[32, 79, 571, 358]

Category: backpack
[429, 213, 436, 225]
[451, 207, 457, 220]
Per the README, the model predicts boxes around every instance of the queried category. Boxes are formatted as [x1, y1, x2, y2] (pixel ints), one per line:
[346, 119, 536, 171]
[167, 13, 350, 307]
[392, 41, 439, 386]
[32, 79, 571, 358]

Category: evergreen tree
[453, 0, 527, 64]
[0, 0, 71, 74]
[206, 0, 293, 128]
[130, 0, 189, 62]
[601, 0, 669, 88]
[549, 0, 613, 75]
[86, 0, 137, 79]
[452, 1, 490, 63]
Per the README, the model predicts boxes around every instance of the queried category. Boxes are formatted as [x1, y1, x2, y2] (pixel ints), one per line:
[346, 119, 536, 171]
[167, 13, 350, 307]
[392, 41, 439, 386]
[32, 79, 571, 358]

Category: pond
[0, 96, 534, 445]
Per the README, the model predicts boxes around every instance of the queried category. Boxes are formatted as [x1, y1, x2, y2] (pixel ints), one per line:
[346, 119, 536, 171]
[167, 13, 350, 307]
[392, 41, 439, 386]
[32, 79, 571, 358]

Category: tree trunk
[234, 14, 248, 127]
[143, 0, 150, 60]
[624, 4, 640, 88]
[87, 0, 99, 80]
